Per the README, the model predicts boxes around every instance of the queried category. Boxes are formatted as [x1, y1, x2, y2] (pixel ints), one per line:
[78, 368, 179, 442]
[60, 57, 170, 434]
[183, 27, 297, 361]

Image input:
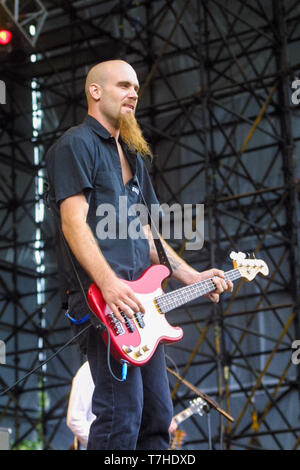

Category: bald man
[46, 60, 232, 450]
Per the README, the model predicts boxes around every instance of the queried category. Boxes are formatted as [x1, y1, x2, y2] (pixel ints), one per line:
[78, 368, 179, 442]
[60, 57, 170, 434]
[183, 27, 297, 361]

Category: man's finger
[120, 296, 140, 315]
[209, 292, 220, 303]
[213, 276, 224, 293]
[126, 291, 145, 314]
[109, 303, 125, 323]
[212, 269, 225, 278]
[227, 280, 234, 292]
[118, 302, 136, 320]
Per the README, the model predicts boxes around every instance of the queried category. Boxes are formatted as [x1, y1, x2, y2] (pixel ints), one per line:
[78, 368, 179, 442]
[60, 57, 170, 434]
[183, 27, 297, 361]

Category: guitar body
[88, 264, 183, 366]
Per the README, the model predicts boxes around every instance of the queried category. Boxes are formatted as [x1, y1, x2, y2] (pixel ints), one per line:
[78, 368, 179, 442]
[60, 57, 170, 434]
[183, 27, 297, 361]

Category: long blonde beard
[119, 113, 153, 159]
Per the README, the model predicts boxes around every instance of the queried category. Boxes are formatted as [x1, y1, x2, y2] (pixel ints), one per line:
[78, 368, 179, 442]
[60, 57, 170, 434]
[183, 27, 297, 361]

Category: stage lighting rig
[0, 0, 47, 48]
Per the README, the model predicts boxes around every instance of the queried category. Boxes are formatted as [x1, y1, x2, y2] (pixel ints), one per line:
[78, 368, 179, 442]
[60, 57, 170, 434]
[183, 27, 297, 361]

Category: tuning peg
[230, 251, 246, 262]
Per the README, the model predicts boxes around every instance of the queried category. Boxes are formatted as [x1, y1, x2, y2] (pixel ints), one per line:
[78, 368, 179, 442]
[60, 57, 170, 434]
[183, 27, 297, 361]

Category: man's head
[85, 60, 139, 119]
[85, 60, 152, 157]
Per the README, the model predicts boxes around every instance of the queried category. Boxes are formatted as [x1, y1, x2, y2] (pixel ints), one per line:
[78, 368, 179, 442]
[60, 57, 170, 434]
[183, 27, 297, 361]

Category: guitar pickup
[134, 312, 145, 328]
[120, 312, 135, 333]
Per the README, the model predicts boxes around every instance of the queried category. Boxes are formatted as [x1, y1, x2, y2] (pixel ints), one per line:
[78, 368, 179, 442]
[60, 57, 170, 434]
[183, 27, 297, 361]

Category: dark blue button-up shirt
[46, 115, 159, 298]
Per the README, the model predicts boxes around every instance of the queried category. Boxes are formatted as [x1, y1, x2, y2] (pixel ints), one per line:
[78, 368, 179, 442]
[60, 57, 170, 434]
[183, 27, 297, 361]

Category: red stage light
[0, 29, 12, 45]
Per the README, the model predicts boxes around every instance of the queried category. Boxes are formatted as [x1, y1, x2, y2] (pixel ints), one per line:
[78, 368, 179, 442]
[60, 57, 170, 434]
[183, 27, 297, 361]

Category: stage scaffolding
[0, 0, 300, 450]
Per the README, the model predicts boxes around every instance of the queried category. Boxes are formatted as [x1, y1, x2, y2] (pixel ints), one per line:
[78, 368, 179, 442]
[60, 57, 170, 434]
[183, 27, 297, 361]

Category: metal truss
[0, 0, 48, 47]
[0, 0, 299, 450]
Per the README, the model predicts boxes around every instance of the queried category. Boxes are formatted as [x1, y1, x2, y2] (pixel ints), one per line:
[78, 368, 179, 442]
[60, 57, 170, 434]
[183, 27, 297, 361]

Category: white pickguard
[120, 288, 183, 364]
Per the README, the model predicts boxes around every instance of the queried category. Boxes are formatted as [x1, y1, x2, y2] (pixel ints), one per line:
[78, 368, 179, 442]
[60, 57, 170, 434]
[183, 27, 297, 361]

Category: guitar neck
[156, 268, 241, 314]
[173, 407, 194, 425]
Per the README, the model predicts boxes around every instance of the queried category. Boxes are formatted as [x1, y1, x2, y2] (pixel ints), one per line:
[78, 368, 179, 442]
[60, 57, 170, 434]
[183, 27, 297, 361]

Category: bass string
[155, 269, 241, 307]
[103, 269, 242, 317]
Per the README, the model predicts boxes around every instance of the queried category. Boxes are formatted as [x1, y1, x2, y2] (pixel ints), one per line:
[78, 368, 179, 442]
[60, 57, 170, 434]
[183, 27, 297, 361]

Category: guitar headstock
[230, 251, 269, 281]
[189, 397, 207, 416]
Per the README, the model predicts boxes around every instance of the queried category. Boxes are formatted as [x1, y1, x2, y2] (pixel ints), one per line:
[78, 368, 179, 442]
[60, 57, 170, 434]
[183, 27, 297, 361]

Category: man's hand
[100, 273, 145, 323]
[168, 418, 178, 435]
[186, 268, 233, 303]
[144, 227, 233, 301]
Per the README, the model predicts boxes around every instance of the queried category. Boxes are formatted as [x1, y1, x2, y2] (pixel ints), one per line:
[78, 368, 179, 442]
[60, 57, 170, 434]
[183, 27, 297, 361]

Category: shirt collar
[84, 114, 138, 173]
[84, 114, 112, 140]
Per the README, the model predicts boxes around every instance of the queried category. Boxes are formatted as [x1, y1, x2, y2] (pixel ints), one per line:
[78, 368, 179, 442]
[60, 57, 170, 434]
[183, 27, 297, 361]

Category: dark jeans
[86, 326, 173, 450]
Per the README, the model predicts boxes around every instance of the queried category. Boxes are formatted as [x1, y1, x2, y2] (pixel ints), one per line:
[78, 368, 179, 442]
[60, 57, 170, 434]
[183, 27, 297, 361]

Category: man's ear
[89, 83, 101, 101]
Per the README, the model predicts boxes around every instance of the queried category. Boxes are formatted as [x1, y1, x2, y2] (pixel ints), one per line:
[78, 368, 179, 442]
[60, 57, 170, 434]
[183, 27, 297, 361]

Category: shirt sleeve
[46, 131, 95, 205]
[66, 364, 95, 448]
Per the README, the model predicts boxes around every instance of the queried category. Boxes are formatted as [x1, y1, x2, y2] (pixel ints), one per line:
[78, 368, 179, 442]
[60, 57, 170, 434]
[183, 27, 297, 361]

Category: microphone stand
[167, 366, 234, 450]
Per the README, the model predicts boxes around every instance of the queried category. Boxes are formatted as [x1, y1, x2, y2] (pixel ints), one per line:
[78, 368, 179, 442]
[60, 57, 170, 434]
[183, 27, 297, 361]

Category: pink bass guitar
[88, 252, 268, 366]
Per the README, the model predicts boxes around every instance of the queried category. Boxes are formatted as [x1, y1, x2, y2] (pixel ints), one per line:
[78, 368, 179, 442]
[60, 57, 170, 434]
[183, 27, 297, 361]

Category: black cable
[4, 182, 129, 397]
[104, 324, 129, 382]
[0, 322, 92, 397]
[0, 319, 129, 398]
[0, 166, 138, 400]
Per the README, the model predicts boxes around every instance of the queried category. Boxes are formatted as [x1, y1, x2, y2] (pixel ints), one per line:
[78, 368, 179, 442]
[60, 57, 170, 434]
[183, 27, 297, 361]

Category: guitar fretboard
[155, 268, 241, 314]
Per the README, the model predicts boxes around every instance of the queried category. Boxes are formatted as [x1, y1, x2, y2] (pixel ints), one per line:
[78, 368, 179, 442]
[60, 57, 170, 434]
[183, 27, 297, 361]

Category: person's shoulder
[72, 362, 92, 385]
[136, 153, 153, 170]
[46, 121, 93, 165]
[58, 121, 92, 146]
[136, 154, 155, 181]
[75, 361, 91, 378]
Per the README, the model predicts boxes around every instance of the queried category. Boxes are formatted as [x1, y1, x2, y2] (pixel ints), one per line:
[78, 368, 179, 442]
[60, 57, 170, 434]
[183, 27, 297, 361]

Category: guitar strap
[135, 176, 173, 277]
